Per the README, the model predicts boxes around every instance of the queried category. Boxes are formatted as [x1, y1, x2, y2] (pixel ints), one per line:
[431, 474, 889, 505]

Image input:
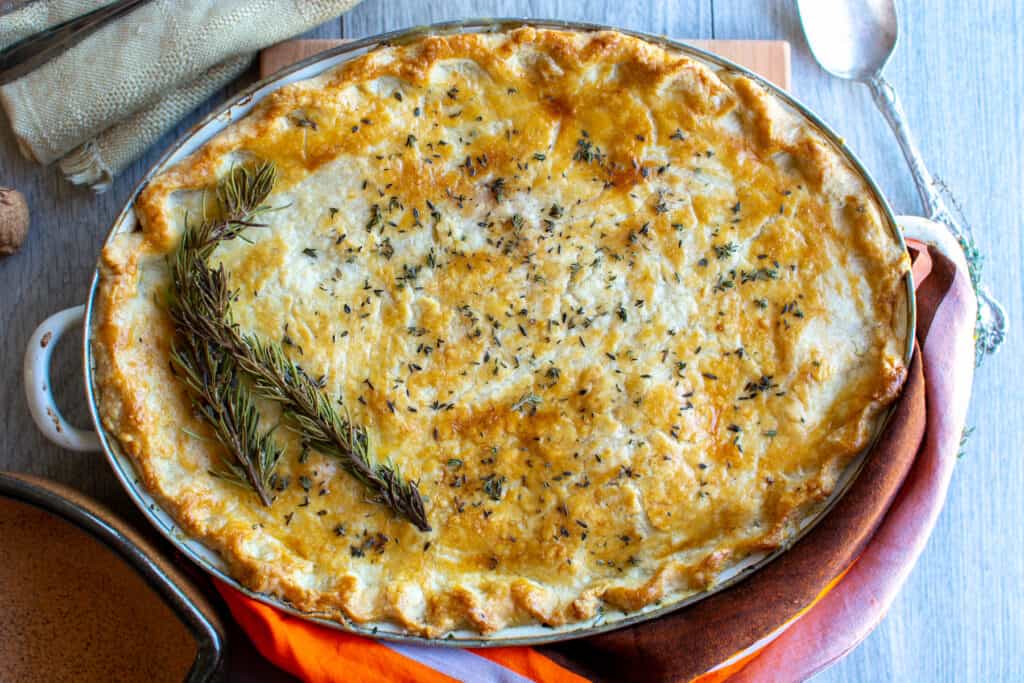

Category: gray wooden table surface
[1, 1, 1020, 681]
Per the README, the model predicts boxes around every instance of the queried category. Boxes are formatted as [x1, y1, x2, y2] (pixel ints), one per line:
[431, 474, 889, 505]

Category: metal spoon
[797, 0, 1006, 363]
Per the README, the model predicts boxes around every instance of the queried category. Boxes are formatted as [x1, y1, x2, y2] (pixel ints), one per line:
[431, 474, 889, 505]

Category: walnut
[0, 187, 29, 256]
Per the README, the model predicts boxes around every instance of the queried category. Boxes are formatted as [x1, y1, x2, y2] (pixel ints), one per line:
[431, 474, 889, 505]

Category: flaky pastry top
[93, 28, 910, 636]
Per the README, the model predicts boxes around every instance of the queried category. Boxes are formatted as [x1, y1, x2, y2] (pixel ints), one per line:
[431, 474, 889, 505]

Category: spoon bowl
[797, 0, 898, 80]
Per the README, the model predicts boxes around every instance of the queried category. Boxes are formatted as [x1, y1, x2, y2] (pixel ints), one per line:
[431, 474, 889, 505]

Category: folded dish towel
[212, 238, 975, 682]
[0, 0, 361, 192]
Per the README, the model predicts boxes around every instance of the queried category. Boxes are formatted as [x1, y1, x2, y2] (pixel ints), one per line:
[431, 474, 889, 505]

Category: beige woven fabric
[0, 1, 111, 50]
[58, 53, 253, 191]
[0, 0, 360, 192]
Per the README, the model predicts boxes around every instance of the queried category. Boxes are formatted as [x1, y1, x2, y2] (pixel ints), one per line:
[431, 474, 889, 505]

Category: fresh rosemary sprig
[168, 162, 282, 506]
[168, 161, 431, 530]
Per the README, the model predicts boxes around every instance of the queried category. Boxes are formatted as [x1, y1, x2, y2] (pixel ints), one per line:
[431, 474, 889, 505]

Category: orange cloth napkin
[214, 239, 974, 682]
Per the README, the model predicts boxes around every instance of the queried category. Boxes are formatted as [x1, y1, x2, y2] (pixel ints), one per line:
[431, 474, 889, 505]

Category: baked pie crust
[93, 27, 910, 636]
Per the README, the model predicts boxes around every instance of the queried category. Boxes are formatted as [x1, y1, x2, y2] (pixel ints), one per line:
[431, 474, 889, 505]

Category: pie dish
[91, 26, 910, 637]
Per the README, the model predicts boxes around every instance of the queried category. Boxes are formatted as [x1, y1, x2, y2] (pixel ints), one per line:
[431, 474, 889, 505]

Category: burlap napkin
[208, 239, 976, 682]
[0, 0, 361, 192]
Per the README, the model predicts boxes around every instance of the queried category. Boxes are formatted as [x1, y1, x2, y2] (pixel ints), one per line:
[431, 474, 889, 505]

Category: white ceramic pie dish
[21, 19, 954, 648]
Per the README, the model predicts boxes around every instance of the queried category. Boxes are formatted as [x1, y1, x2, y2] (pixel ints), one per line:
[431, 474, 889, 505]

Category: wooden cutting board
[260, 38, 791, 90]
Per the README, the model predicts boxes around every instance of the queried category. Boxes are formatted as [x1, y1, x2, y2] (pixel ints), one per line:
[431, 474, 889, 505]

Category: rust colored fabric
[217, 241, 976, 682]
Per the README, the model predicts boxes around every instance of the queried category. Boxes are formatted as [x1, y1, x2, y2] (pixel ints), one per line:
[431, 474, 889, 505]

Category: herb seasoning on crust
[93, 27, 910, 636]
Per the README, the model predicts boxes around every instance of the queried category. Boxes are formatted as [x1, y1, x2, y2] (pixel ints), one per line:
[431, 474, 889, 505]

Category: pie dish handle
[24, 305, 102, 452]
[896, 214, 973, 275]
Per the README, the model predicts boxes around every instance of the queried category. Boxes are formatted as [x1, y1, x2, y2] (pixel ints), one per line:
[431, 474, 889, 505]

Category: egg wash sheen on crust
[92, 27, 910, 636]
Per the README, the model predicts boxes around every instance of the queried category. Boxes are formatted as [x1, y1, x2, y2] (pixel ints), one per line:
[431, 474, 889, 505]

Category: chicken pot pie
[93, 27, 911, 636]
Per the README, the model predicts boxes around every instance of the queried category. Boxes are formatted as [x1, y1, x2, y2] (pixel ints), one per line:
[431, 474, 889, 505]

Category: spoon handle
[868, 73, 1006, 363]
[867, 76, 945, 217]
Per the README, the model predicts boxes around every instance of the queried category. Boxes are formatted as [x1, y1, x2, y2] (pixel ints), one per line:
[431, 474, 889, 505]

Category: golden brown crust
[92, 28, 910, 636]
